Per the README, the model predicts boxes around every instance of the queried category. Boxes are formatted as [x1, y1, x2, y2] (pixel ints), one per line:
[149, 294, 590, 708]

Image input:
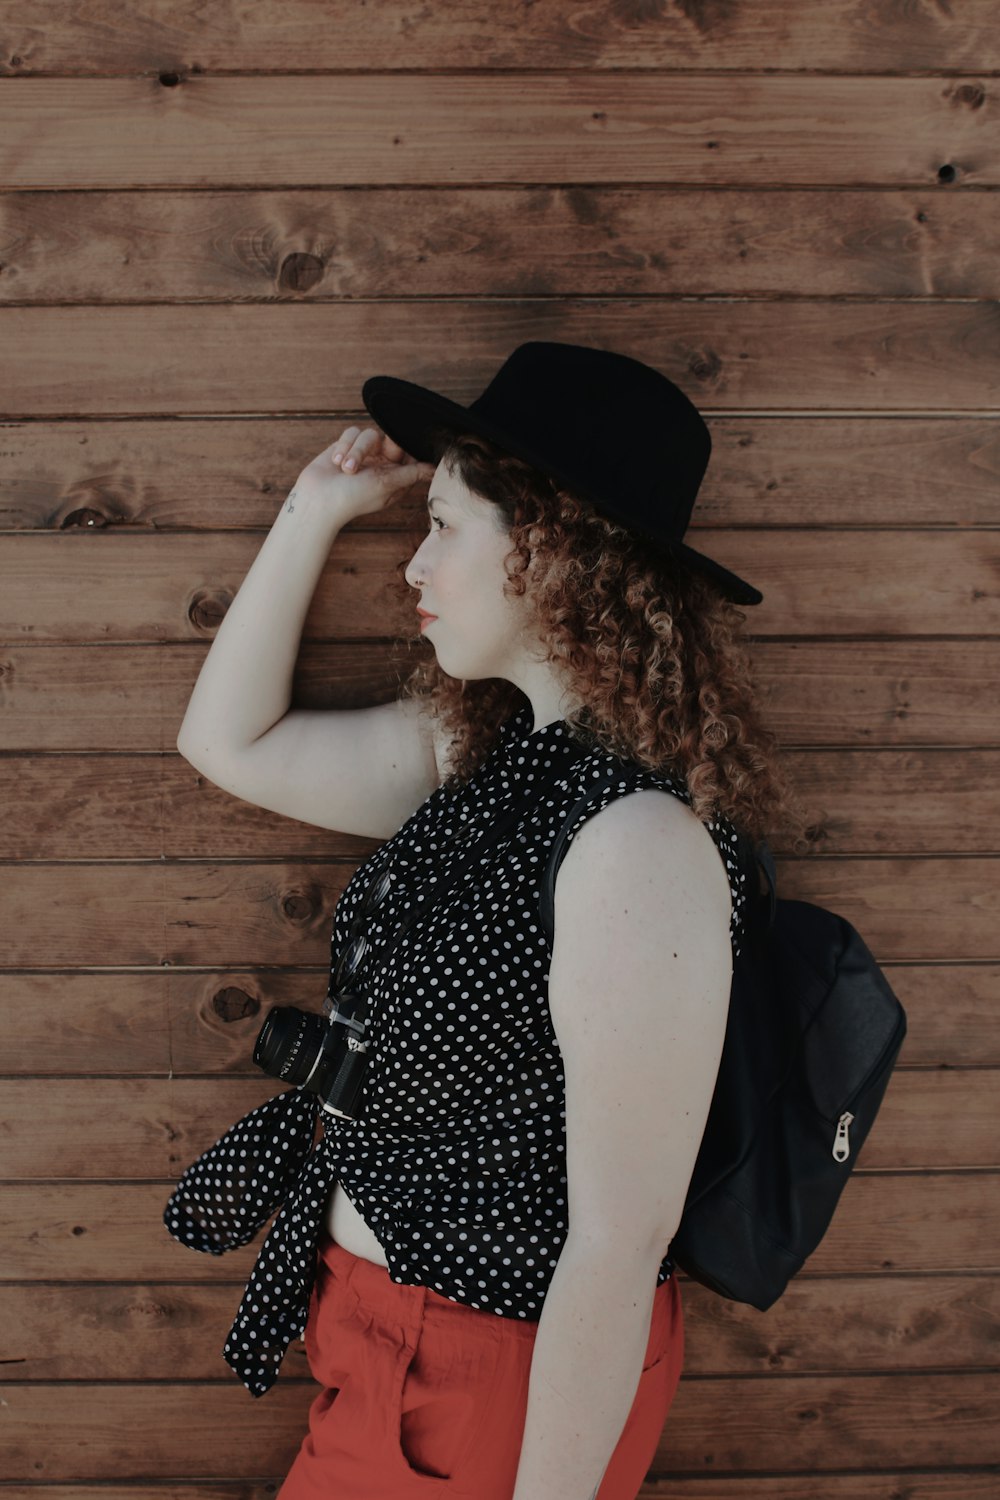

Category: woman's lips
[417, 609, 438, 631]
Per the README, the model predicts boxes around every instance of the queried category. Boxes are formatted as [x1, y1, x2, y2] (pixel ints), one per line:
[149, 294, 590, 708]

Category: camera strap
[329, 755, 577, 1038]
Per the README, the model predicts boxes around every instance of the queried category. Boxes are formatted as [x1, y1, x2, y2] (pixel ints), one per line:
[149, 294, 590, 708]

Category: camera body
[252, 993, 370, 1119]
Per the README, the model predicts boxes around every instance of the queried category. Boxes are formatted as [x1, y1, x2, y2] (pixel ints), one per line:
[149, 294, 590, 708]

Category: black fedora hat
[362, 340, 762, 606]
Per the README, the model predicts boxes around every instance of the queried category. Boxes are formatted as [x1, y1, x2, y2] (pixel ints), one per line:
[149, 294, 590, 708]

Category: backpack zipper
[832, 1110, 855, 1162]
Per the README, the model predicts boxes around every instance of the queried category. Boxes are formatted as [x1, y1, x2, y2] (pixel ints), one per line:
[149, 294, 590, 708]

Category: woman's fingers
[328, 427, 360, 466]
[336, 428, 380, 471]
[329, 425, 419, 472]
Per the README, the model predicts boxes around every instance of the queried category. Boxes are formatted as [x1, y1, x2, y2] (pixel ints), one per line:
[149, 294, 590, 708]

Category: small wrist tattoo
[285, 486, 298, 514]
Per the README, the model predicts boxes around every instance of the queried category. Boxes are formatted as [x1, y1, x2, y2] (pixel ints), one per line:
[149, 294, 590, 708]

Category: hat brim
[362, 374, 577, 481]
[362, 375, 763, 607]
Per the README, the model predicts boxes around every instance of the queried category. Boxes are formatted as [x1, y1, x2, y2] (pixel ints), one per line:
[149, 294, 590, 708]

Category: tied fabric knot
[163, 1086, 338, 1396]
[222, 1138, 342, 1396]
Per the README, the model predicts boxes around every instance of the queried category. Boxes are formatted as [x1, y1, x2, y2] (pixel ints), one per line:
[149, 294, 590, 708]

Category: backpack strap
[756, 840, 778, 926]
[539, 769, 779, 950]
[736, 830, 777, 926]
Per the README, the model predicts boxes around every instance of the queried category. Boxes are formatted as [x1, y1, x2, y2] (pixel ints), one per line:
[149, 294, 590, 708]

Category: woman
[166, 341, 803, 1500]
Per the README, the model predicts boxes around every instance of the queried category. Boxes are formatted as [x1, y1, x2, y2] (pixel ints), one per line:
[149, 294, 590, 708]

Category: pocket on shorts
[392, 1319, 503, 1485]
[304, 1253, 368, 1387]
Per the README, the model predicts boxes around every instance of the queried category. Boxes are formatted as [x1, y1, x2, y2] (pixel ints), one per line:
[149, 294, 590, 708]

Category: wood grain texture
[3, 303, 999, 417]
[4, 417, 997, 530]
[2, 857, 995, 967]
[3, 0, 998, 73]
[2, 962, 994, 1075]
[2, 190, 999, 303]
[4, 1276, 997, 1381]
[2, 639, 999, 752]
[4, 529, 1000, 640]
[4, 3, 996, 1490]
[5, 1174, 997, 1283]
[2, 77, 996, 191]
[3, 748, 999, 861]
[2, 1373, 997, 1479]
[642, 1472, 1000, 1500]
[1, 1070, 996, 1179]
[2, 1475, 997, 1500]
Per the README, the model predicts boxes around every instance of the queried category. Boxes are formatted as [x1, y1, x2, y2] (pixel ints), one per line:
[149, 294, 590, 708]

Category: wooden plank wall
[1, 2, 998, 1495]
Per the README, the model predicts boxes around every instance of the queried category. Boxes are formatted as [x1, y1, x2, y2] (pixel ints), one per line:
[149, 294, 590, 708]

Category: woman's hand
[294, 425, 437, 520]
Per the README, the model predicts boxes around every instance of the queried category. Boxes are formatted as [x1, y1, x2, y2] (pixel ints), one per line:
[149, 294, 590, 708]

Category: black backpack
[537, 769, 908, 1311]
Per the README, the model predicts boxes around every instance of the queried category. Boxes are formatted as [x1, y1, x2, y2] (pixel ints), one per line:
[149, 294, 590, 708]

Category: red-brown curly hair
[385, 428, 809, 850]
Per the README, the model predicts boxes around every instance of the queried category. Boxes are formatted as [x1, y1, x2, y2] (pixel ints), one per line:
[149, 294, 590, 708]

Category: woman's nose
[404, 537, 429, 589]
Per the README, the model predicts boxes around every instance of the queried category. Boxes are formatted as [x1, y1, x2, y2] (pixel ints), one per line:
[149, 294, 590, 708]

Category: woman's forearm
[511, 1235, 666, 1500]
[176, 482, 354, 758]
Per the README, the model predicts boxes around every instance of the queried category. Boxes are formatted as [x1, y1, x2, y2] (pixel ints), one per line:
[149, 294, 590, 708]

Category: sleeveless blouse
[164, 700, 748, 1395]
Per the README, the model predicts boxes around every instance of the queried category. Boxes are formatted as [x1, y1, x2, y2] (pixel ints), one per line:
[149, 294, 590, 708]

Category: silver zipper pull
[832, 1110, 855, 1162]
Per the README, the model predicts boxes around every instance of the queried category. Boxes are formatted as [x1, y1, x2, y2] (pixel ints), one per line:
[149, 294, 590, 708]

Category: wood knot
[127, 1296, 171, 1323]
[187, 588, 231, 632]
[282, 888, 320, 923]
[687, 349, 723, 384]
[950, 82, 986, 111]
[60, 506, 111, 530]
[211, 987, 261, 1023]
[279, 252, 325, 294]
[563, 187, 600, 226]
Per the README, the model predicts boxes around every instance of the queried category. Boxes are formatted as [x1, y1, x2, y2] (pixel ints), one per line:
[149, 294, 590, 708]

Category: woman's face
[404, 460, 540, 682]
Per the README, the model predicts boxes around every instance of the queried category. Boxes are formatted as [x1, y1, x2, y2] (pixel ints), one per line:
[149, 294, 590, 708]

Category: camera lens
[253, 1006, 329, 1087]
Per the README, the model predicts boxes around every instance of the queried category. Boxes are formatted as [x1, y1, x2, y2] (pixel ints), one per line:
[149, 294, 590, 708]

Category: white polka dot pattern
[163, 702, 747, 1396]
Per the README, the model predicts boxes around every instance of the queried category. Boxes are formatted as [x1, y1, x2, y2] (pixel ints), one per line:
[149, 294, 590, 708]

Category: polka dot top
[163, 700, 748, 1396]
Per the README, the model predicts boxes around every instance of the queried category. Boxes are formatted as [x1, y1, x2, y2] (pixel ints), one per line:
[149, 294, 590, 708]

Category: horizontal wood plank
[2, 1373, 997, 1479]
[777, 751, 1000, 856]
[3, 190, 999, 304]
[642, 1472, 1000, 1500]
[654, 1372, 1000, 1474]
[0, 1070, 995, 1178]
[4, 749, 999, 861]
[5, 530, 1000, 642]
[3, 303, 999, 418]
[6, 0, 998, 73]
[1, 858, 995, 967]
[2, 77, 996, 191]
[5, 1174, 997, 1283]
[4, 1275, 996, 1381]
[783, 858, 1000, 962]
[2, 962, 992, 1075]
[5, 417, 998, 531]
[3, 1476, 995, 1500]
[2, 1477, 998, 1500]
[2, 641, 996, 752]
[755, 641, 1000, 749]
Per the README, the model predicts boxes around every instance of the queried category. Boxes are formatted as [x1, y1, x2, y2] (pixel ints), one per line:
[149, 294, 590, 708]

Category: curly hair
[384, 427, 810, 850]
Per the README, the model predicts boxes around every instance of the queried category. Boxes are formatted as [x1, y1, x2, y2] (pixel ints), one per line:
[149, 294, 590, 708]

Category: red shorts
[278, 1234, 684, 1500]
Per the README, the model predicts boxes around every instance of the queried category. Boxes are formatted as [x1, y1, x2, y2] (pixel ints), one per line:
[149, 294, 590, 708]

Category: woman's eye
[430, 515, 446, 531]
